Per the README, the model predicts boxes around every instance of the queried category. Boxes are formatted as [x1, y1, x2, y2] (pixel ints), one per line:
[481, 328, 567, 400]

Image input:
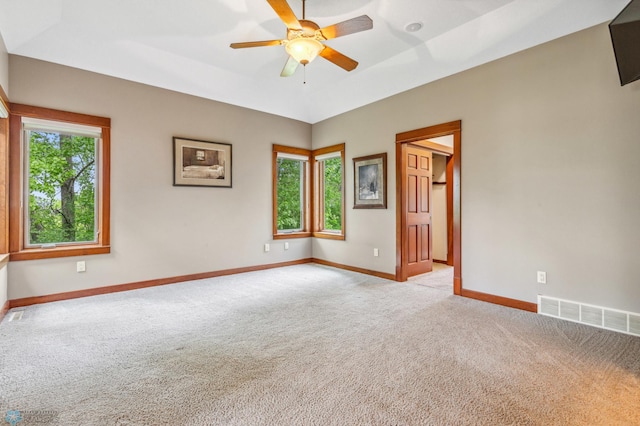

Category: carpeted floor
[408, 263, 453, 291]
[1, 264, 639, 425]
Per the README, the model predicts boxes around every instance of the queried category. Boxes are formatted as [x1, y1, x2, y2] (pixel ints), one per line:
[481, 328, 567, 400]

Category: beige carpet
[408, 263, 454, 291]
[1, 264, 639, 425]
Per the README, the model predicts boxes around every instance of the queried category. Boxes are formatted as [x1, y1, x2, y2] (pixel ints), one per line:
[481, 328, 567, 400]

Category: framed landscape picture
[173, 137, 232, 188]
[353, 152, 387, 209]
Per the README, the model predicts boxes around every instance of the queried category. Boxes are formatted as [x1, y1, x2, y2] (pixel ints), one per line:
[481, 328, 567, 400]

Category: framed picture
[353, 152, 387, 209]
[173, 137, 232, 188]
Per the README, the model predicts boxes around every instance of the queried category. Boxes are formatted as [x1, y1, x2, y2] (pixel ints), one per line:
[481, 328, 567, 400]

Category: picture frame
[353, 152, 387, 209]
[173, 137, 232, 188]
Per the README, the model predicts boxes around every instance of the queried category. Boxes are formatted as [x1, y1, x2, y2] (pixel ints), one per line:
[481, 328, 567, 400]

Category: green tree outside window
[322, 156, 342, 231]
[27, 131, 97, 245]
[276, 157, 304, 231]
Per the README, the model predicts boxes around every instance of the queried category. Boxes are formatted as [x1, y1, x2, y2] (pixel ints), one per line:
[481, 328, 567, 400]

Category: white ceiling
[0, 0, 629, 123]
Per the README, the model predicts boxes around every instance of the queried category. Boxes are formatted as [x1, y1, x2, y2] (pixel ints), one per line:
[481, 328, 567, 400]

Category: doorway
[395, 121, 461, 295]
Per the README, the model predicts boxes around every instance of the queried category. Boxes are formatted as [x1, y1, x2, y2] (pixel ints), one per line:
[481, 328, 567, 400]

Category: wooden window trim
[273, 143, 346, 241]
[8, 104, 111, 261]
[0, 87, 10, 255]
[312, 143, 345, 240]
[272, 144, 312, 240]
[0, 113, 8, 255]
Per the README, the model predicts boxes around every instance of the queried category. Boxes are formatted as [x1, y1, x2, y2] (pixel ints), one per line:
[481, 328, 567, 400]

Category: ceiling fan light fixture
[230, 0, 373, 75]
[285, 37, 324, 65]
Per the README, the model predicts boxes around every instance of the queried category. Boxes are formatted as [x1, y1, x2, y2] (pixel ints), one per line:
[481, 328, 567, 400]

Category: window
[313, 144, 345, 239]
[0, 98, 8, 255]
[273, 145, 310, 238]
[23, 119, 99, 246]
[9, 104, 111, 261]
[272, 143, 345, 240]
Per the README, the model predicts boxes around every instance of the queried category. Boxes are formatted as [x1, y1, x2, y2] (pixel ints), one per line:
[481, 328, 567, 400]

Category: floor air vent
[8, 311, 24, 322]
[538, 296, 640, 337]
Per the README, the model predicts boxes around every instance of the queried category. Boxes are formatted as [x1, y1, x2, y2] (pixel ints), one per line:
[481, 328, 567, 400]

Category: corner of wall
[0, 31, 8, 312]
[0, 31, 9, 98]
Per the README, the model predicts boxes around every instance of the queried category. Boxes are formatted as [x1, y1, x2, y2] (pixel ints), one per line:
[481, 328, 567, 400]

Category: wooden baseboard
[9, 258, 314, 308]
[460, 288, 537, 312]
[6, 258, 535, 314]
[454, 276, 462, 295]
[7, 258, 393, 309]
[311, 258, 396, 281]
[0, 300, 9, 321]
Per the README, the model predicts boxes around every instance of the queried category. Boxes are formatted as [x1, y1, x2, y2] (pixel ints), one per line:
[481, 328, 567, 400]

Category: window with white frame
[9, 104, 111, 261]
[23, 118, 101, 247]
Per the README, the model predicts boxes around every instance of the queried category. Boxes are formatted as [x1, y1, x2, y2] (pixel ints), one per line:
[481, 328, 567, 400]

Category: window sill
[313, 232, 345, 241]
[10, 245, 110, 261]
[273, 232, 311, 240]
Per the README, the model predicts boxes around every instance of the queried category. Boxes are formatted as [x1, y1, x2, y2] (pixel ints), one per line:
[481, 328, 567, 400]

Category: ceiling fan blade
[230, 40, 284, 49]
[267, 0, 302, 30]
[319, 46, 359, 71]
[319, 15, 373, 40]
[280, 56, 299, 77]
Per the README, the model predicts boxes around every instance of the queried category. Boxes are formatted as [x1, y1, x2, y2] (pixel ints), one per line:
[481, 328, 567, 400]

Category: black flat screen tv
[609, 0, 640, 86]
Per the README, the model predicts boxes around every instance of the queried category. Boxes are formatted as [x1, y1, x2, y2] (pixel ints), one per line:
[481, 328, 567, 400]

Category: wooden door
[404, 145, 433, 276]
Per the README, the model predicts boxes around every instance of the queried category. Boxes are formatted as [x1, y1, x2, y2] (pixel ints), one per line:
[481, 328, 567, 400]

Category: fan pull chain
[304, 65, 307, 84]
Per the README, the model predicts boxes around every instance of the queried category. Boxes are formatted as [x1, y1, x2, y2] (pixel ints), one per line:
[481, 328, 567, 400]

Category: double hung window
[9, 104, 111, 260]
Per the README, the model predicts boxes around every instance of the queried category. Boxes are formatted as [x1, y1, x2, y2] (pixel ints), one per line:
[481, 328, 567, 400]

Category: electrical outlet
[537, 271, 547, 284]
[77, 261, 86, 273]
[373, 248, 379, 257]
[264, 243, 270, 253]
[284, 242, 289, 250]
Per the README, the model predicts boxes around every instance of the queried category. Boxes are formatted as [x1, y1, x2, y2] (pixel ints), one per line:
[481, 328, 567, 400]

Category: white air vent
[540, 297, 559, 316]
[604, 310, 628, 333]
[538, 296, 640, 337]
[559, 300, 580, 322]
[8, 311, 24, 321]
[630, 315, 640, 336]
[581, 305, 603, 327]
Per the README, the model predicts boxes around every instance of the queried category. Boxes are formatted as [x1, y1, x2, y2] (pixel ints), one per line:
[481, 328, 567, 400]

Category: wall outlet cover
[537, 271, 547, 284]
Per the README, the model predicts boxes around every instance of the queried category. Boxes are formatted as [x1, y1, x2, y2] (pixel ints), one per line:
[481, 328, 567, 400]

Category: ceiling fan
[230, 0, 373, 77]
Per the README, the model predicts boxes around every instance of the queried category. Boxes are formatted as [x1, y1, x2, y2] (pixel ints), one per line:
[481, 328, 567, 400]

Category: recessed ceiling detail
[0, 0, 629, 123]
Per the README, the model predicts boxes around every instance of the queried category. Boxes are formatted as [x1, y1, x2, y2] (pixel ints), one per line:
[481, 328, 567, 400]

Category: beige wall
[313, 23, 640, 313]
[0, 32, 7, 309]
[7, 56, 312, 300]
[432, 154, 447, 262]
[6, 23, 640, 314]
[0, 32, 7, 96]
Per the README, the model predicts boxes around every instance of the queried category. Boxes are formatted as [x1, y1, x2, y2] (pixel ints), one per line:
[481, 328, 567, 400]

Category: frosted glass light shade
[285, 37, 323, 65]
